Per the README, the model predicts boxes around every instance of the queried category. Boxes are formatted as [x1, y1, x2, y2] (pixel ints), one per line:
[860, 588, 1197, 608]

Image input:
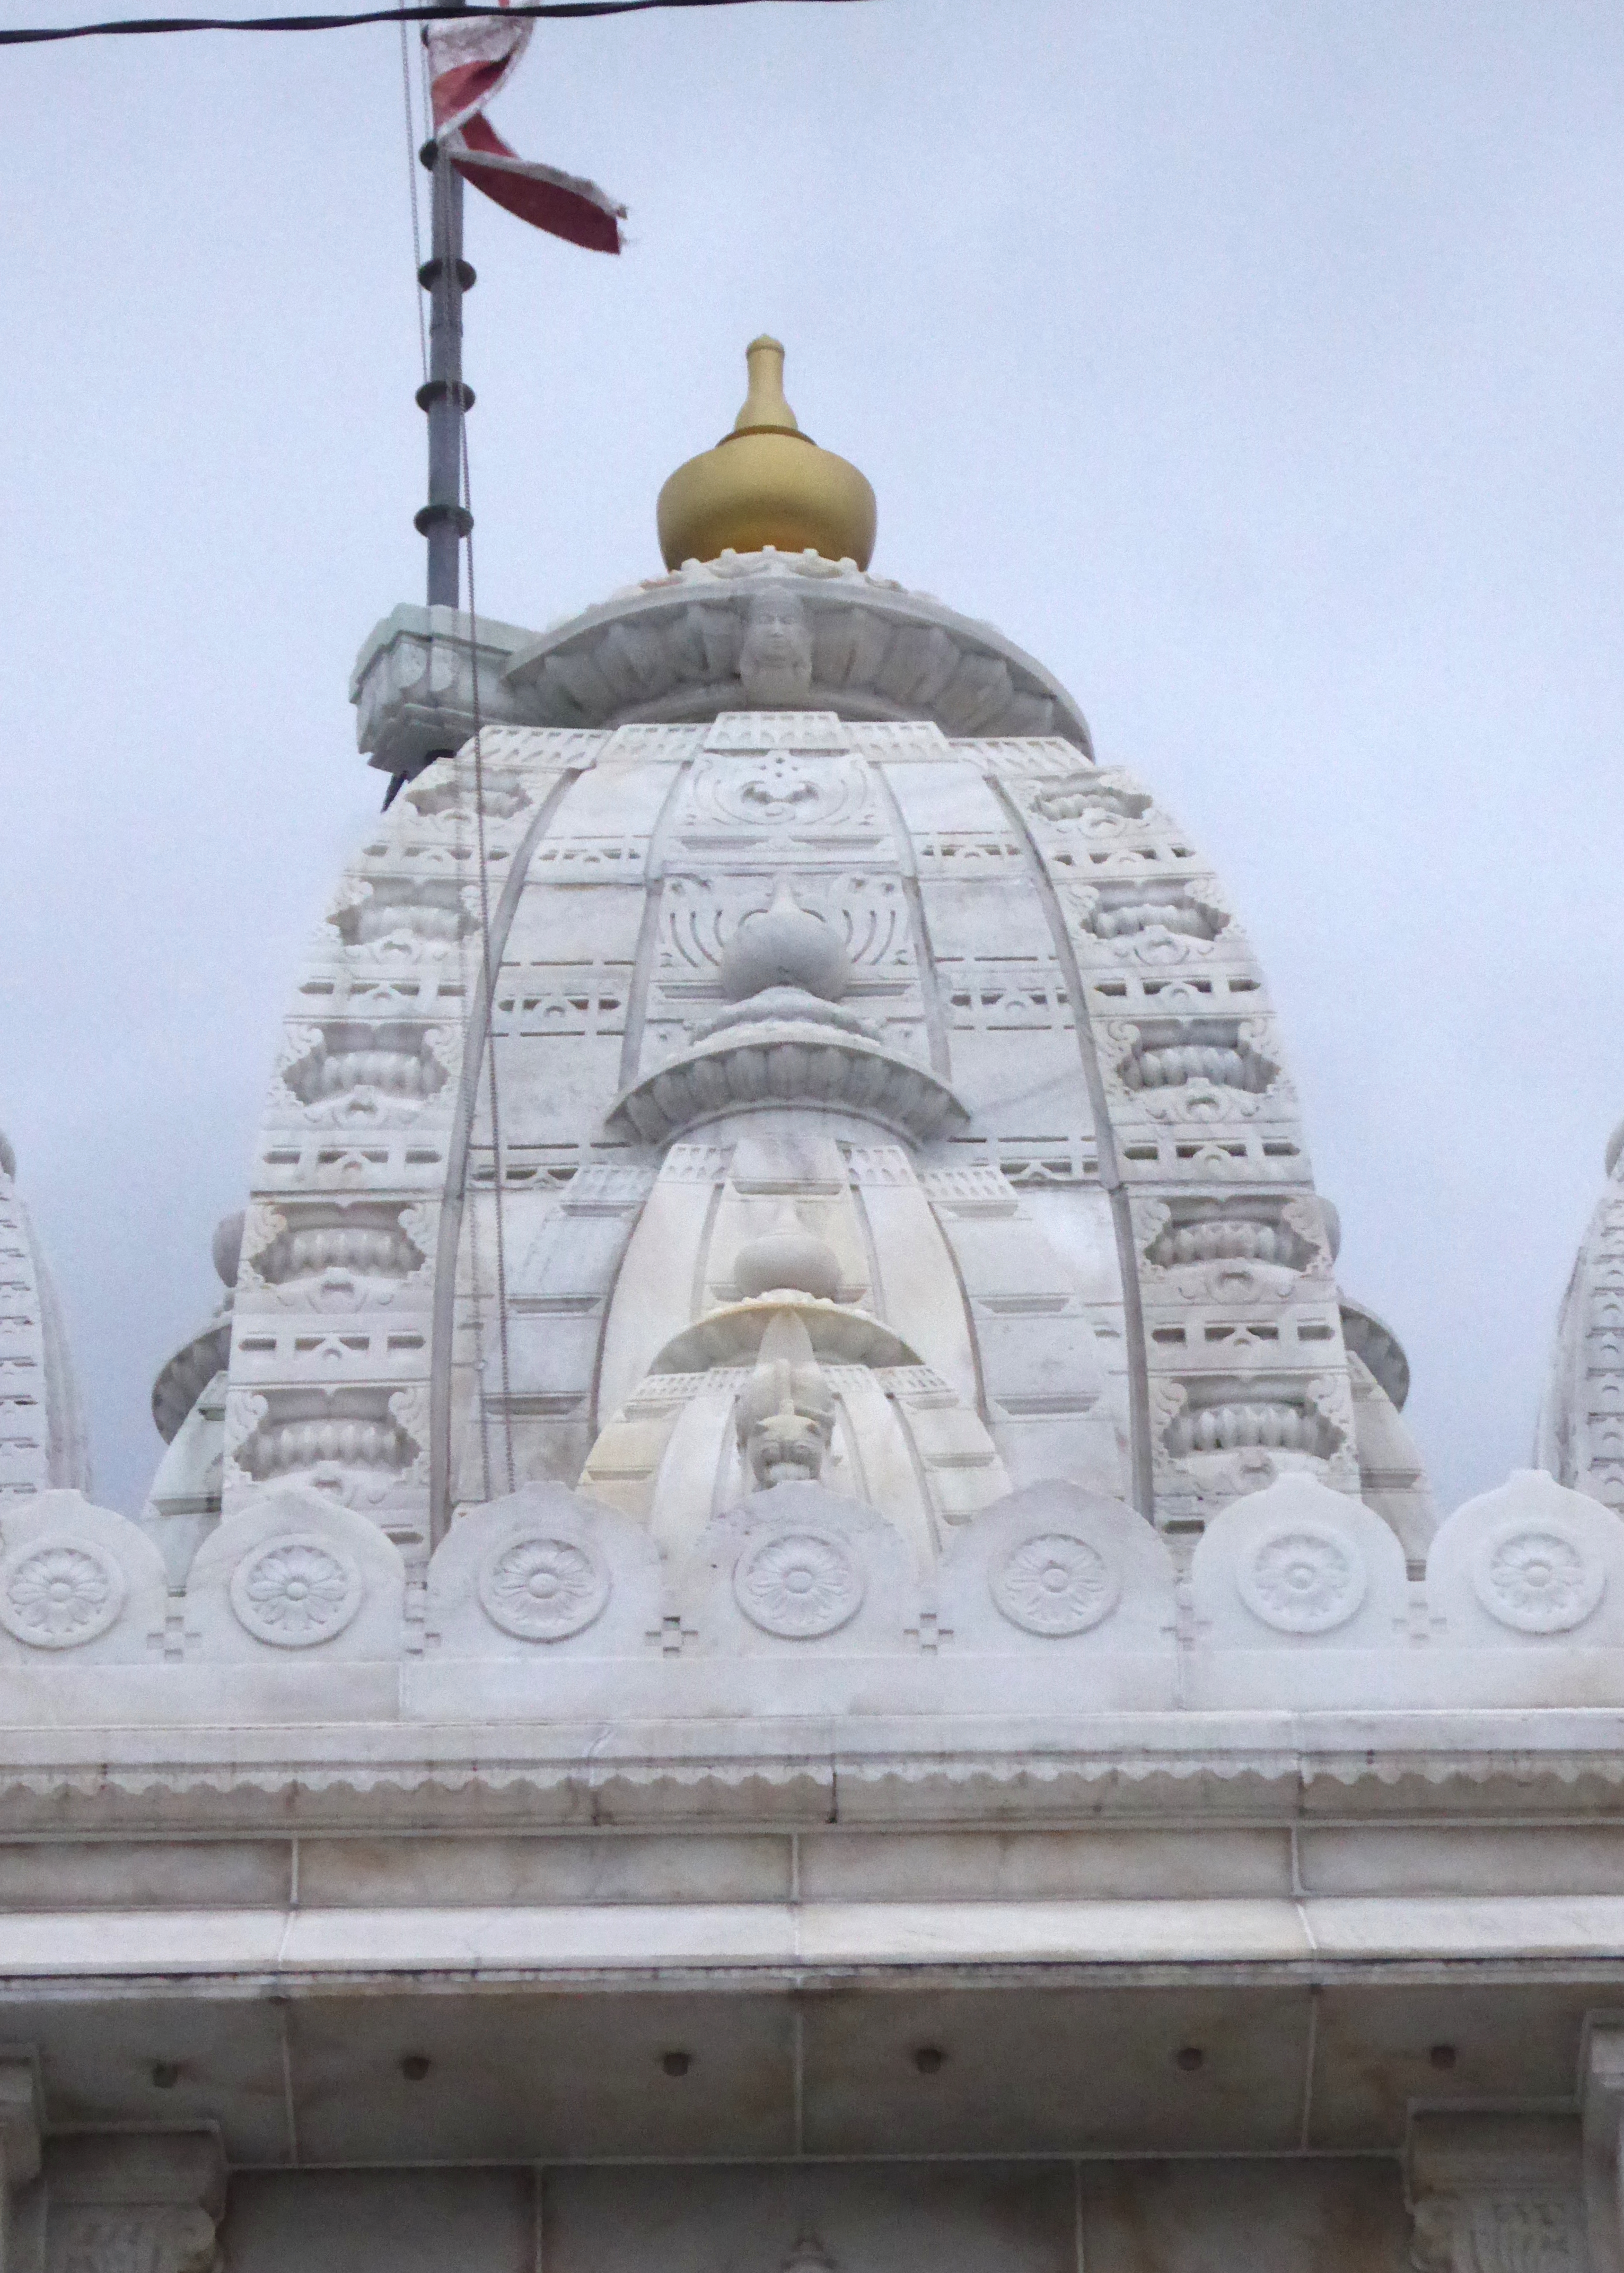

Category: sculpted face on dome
[738, 589, 814, 706]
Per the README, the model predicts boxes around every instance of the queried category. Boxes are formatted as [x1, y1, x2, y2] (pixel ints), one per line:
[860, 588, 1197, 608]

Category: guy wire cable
[2, 0, 868, 43]
[459, 415, 518, 1497]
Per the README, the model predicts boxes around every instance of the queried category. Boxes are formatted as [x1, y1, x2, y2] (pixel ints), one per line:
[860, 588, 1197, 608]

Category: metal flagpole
[415, 39, 473, 606]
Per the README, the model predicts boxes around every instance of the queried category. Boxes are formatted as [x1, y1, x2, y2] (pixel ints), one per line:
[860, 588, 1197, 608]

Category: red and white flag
[426, 6, 626, 256]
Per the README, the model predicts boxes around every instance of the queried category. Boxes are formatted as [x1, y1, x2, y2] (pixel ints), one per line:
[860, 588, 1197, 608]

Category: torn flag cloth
[426, 5, 625, 253]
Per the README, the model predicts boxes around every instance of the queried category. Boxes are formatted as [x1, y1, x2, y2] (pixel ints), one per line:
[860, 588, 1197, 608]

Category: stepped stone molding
[990, 747, 1360, 1535]
[223, 729, 604, 1566]
[608, 1009, 966, 1144]
[0, 1139, 90, 1502]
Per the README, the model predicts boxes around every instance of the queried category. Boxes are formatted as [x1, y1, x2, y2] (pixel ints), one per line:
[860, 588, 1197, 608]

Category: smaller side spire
[0, 1131, 91, 1500]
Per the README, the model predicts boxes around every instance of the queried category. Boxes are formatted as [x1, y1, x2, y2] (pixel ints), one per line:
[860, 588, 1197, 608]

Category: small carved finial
[212, 1211, 245, 1289]
[719, 876, 849, 1003]
[1319, 1196, 1341, 1262]
[734, 1210, 842, 1304]
[734, 336, 800, 435]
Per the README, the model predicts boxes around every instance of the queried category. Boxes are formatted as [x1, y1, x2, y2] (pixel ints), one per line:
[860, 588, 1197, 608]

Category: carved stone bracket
[1407, 2110, 1584, 2273]
[43, 2133, 226, 2273]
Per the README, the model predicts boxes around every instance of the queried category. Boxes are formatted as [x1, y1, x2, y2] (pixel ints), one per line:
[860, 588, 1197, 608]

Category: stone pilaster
[0, 2061, 41, 2273]
[1583, 2021, 1624, 2273]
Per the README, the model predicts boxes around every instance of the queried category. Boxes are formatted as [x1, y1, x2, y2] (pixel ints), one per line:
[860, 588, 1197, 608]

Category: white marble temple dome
[162, 549, 1438, 1574]
[23, 368, 1624, 2273]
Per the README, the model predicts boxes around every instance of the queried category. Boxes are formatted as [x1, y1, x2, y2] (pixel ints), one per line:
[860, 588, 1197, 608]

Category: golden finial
[656, 337, 876, 571]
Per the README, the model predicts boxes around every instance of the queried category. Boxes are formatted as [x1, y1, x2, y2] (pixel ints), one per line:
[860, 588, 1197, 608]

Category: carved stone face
[738, 590, 814, 707]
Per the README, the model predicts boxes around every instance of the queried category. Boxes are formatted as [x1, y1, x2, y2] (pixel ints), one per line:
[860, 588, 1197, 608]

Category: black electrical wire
[1, 0, 864, 43]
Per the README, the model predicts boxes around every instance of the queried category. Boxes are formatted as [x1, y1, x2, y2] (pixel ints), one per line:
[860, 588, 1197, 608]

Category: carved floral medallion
[991, 1533, 1120, 1637]
[1237, 1523, 1366, 1635]
[229, 1533, 363, 1648]
[479, 1533, 610, 1641]
[733, 1528, 864, 1639]
[0, 1541, 125, 1650]
[1471, 1522, 1605, 1635]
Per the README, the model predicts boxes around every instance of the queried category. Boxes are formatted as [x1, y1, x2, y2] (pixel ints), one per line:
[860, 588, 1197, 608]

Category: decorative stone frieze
[733, 1522, 865, 1638]
[1407, 2112, 1583, 2273]
[42, 2132, 225, 2273]
[989, 1528, 1120, 1635]
[478, 1527, 610, 1640]
[679, 1480, 917, 1657]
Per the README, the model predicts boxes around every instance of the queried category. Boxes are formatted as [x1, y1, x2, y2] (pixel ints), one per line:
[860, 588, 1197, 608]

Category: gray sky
[5, 0, 1622, 1519]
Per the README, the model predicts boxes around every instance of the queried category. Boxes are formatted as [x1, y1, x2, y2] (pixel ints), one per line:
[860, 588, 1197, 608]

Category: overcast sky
[5, 0, 1622, 1519]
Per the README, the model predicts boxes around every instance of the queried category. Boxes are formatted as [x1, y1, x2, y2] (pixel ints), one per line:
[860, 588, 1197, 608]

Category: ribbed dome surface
[188, 551, 1443, 1579]
[0, 1133, 91, 1500]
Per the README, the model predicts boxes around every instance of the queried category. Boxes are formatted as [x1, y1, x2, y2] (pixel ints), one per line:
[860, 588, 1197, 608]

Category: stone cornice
[5, 1711, 1624, 1836]
[503, 554, 1092, 747]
